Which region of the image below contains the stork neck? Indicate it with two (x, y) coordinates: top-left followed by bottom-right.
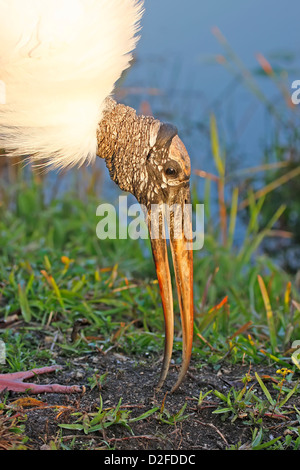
(97, 98), (154, 202)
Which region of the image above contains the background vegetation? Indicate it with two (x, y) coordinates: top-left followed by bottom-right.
(0, 38), (300, 450)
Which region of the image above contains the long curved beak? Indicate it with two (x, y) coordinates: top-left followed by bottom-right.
(149, 191), (194, 391)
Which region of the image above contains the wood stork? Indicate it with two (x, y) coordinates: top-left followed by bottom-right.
(0, 0), (193, 393)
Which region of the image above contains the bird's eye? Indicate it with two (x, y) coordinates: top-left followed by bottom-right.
(164, 161), (181, 178)
(165, 167), (177, 176)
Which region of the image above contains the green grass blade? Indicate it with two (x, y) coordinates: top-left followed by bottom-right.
(17, 284), (32, 323)
(210, 114), (225, 178)
(257, 275), (277, 353)
(255, 372), (275, 406)
(227, 187), (239, 248)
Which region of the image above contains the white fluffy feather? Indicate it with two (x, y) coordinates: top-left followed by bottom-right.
(0, 0), (143, 169)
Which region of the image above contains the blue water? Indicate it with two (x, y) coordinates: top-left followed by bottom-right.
(122, 0), (300, 176)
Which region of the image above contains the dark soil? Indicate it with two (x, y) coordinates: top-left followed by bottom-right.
(1, 349), (287, 451)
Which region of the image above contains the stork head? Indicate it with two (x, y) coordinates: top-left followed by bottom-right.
(134, 122), (191, 208)
(98, 101), (194, 391)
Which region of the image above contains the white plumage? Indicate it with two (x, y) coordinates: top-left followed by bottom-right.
(0, 0), (143, 169)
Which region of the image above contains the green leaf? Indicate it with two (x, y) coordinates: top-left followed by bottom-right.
(255, 372), (275, 406)
(18, 284), (32, 323)
(210, 114), (225, 178)
(252, 436), (282, 450)
(58, 424), (84, 431)
(212, 407), (232, 414)
(279, 380), (300, 408)
(252, 427), (263, 447)
(257, 275), (277, 353)
(130, 407), (159, 423)
(213, 390), (228, 402)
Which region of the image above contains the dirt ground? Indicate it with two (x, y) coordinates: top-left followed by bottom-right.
(1, 348), (285, 451)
